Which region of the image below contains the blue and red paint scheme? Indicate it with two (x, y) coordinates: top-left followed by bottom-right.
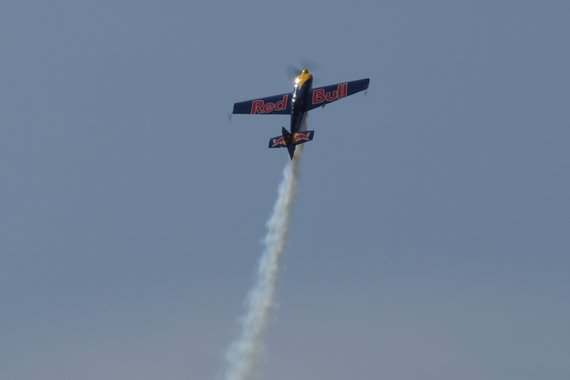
(232, 69), (369, 159)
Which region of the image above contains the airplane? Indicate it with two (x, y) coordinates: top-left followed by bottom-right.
(231, 69), (370, 159)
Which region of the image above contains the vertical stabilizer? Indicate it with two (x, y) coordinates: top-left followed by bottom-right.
(281, 127), (296, 160)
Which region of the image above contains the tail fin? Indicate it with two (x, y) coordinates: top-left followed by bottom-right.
(268, 128), (315, 160)
(282, 127), (296, 160)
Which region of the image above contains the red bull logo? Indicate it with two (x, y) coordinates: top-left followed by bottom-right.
(311, 83), (348, 106)
(251, 95), (289, 114)
(271, 136), (286, 148)
(293, 132), (311, 143)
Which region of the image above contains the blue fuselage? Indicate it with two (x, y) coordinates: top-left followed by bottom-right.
(290, 77), (313, 134)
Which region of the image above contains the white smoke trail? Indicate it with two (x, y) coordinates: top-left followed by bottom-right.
(222, 144), (304, 380)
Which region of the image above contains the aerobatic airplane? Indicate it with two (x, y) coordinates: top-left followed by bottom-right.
(232, 69), (370, 159)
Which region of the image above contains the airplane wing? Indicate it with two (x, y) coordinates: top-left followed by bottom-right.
(233, 93), (292, 115)
(306, 78), (370, 111)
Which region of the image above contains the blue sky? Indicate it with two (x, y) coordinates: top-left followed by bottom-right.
(1, 1), (569, 379)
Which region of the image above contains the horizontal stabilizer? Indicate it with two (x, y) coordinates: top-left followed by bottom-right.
(268, 130), (314, 148)
(292, 130), (314, 145)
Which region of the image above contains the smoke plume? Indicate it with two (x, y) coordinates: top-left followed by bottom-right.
(222, 145), (304, 380)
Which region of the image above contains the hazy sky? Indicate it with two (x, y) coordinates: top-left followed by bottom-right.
(1, 1), (569, 379)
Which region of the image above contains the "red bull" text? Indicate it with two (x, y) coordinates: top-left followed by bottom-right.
(311, 83), (348, 106)
(251, 95), (289, 114)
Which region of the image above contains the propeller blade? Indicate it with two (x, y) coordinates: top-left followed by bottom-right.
(300, 59), (322, 72)
(286, 65), (302, 80)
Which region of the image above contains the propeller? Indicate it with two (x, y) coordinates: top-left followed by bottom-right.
(286, 65), (303, 81)
(287, 65), (303, 81)
(286, 60), (322, 81)
(300, 59), (322, 72)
